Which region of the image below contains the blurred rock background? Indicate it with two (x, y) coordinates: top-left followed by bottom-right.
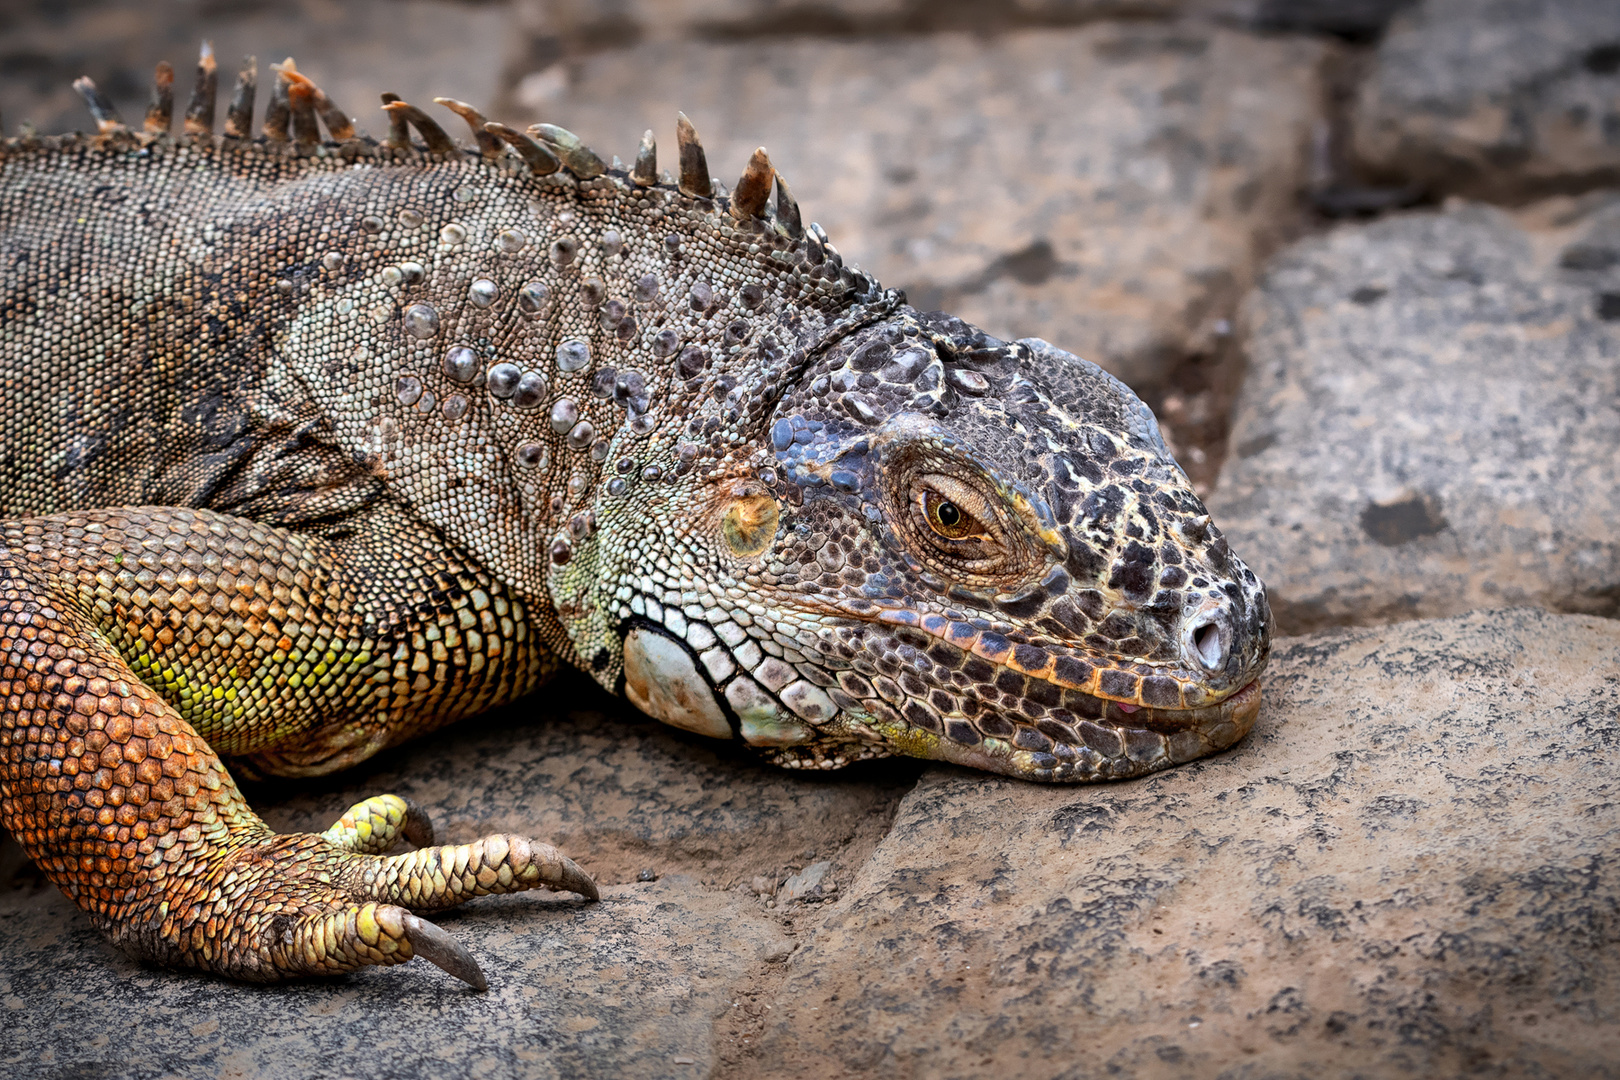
(3, 2), (1618, 1078)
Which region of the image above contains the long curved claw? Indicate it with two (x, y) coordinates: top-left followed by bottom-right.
(551, 851), (601, 902)
(401, 800), (437, 849)
(403, 913), (487, 991)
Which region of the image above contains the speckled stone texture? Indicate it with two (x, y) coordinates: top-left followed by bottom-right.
(1352, 0), (1620, 201)
(5, 876), (773, 1079)
(1207, 198), (1620, 632)
(730, 608), (1620, 1079)
(505, 22), (1328, 392)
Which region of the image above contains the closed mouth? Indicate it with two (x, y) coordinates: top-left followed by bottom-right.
(919, 678), (1263, 782)
(1092, 678), (1263, 735)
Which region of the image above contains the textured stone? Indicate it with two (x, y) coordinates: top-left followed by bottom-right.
(0, 0), (509, 142)
(1, 684), (916, 1079)
(1352, 0), (1620, 202)
(729, 609), (1620, 1079)
(513, 0), (1412, 46)
(1208, 199), (1620, 632)
(506, 23), (1327, 392)
(3, 874), (776, 1080)
(778, 860), (832, 904)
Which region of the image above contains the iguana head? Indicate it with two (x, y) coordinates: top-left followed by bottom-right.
(596, 299), (1270, 781)
(524, 121), (1274, 782)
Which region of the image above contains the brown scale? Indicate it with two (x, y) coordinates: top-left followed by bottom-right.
(1, 46), (1271, 985)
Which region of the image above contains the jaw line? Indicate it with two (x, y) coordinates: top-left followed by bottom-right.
(917, 679), (1264, 781)
(787, 678), (1264, 782)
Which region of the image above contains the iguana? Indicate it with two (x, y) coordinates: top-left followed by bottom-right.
(0, 48), (1272, 988)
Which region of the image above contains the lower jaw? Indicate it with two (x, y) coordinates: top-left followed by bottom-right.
(923, 679), (1264, 782)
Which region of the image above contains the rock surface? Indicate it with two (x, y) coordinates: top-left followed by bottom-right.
(729, 608), (1620, 1078)
(1208, 198), (1620, 632)
(259, 688), (917, 891)
(5, 875), (772, 1080)
(1352, 0), (1620, 201)
(8, 611), (1615, 1079)
(504, 22), (1327, 393)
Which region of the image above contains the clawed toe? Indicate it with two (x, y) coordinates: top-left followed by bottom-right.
(403, 913), (487, 990)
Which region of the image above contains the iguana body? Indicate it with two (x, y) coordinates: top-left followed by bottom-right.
(0, 52), (1271, 986)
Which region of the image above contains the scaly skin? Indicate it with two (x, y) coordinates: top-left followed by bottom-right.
(0, 52), (1271, 985)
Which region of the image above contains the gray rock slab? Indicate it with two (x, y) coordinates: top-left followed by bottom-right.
(1, 680), (917, 1080)
(503, 23), (1328, 392)
(0, 0), (510, 143)
(732, 608), (1620, 1079)
(1208, 198), (1620, 632)
(1352, 0), (1620, 202)
(2, 875), (785, 1080)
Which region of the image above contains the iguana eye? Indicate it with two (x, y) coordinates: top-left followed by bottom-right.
(894, 460), (1043, 586)
(911, 475), (999, 554)
(921, 490), (984, 541)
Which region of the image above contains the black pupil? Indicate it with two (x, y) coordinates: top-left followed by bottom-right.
(936, 500), (961, 528)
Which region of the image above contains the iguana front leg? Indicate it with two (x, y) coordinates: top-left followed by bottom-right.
(0, 506), (595, 986)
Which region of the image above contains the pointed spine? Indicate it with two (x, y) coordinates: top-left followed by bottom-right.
(183, 41), (218, 135)
(675, 112), (712, 198)
(275, 62), (353, 144)
(731, 147), (773, 221)
(380, 92), (408, 148)
(144, 61), (174, 134)
(774, 171), (803, 238)
(632, 129), (657, 186)
(810, 221), (840, 266)
(286, 72), (320, 146)
(485, 122), (561, 175)
(224, 58), (256, 138)
(382, 101), (456, 153)
(528, 123), (605, 179)
(308, 81), (354, 141)
(434, 98), (502, 159)
(72, 77), (126, 134)
(263, 62), (291, 141)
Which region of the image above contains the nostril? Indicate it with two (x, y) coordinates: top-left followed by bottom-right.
(1192, 623), (1220, 665)
(1187, 618), (1228, 672)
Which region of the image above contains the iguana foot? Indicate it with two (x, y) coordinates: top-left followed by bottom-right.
(108, 809), (597, 989)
